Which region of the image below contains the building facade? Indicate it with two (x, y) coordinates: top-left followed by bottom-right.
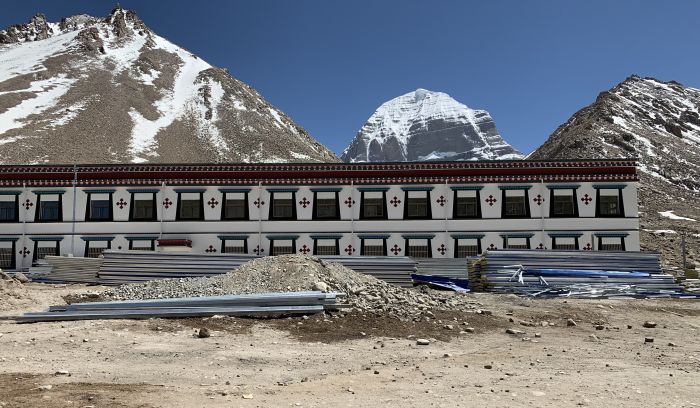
(0, 160), (639, 270)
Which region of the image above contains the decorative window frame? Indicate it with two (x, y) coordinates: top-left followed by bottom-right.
(125, 236), (158, 251)
(450, 186), (483, 219)
(310, 234), (342, 255)
(402, 234), (435, 258)
(32, 190), (65, 223)
(175, 188), (206, 221)
(30, 236), (63, 262)
(84, 189), (115, 222)
(358, 187), (388, 220)
(220, 188), (251, 221)
(500, 233), (534, 249)
(81, 236), (113, 258)
(128, 189), (159, 222)
(451, 234), (484, 258)
(594, 185), (626, 218)
(218, 235), (249, 254)
(311, 188), (341, 221)
(547, 185), (580, 218)
(0, 237), (18, 269)
(594, 232), (628, 251)
(499, 185), (532, 219)
(266, 234), (299, 256)
(548, 232), (582, 250)
(358, 234), (389, 256)
(267, 188), (298, 221)
(402, 186), (433, 220)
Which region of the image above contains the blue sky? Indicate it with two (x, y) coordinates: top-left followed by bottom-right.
(3, 1), (699, 156)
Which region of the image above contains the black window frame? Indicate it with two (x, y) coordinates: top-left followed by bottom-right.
(501, 189), (531, 219)
(595, 188), (625, 218)
(34, 193), (63, 223)
(502, 236), (531, 249)
(360, 238), (387, 256)
(85, 192), (114, 222)
(221, 192), (250, 221)
(359, 191), (388, 220)
(454, 237), (482, 258)
(128, 239), (156, 251)
(312, 191), (340, 220)
(269, 191), (297, 221)
(405, 238), (432, 258)
(312, 237), (340, 255)
(32, 240), (60, 262)
(220, 238), (248, 254)
(176, 191), (205, 221)
(597, 236), (626, 251)
(548, 189), (579, 218)
(403, 190), (432, 220)
(129, 192), (158, 221)
(0, 240), (17, 269)
(270, 238), (296, 256)
(0, 194), (19, 223)
(84, 239), (112, 258)
(551, 236), (579, 250)
(452, 190), (482, 219)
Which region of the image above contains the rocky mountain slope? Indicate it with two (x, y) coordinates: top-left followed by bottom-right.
(341, 88), (522, 162)
(0, 8), (339, 164)
(530, 75), (700, 268)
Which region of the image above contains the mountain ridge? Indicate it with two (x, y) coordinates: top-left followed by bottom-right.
(0, 7), (340, 164)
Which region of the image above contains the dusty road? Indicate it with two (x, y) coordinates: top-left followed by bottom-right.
(1, 284), (699, 408)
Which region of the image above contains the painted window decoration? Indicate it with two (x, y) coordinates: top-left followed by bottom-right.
(33, 240), (60, 261)
(222, 238), (247, 254)
(453, 190), (480, 219)
(502, 189), (530, 218)
(406, 238), (431, 258)
(405, 191), (431, 219)
(455, 238), (480, 258)
(129, 239), (155, 251)
(131, 193), (156, 221)
(599, 236), (625, 251)
(223, 192), (248, 220)
(270, 192), (296, 220)
(0, 241), (15, 269)
(87, 193), (112, 221)
(361, 191), (386, 219)
(270, 239), (295, 256)
(314, 192), (339, 220)
(361, 238), (386, 256)
(85, 240), (111, 258)
(314, 238), (339, 255)
(597, 189), (623, 217)
(549, 189), (578, 217)
(37, 194), (62, 222)
(552, 236), (578, 250)
(178, 192), (203, 220)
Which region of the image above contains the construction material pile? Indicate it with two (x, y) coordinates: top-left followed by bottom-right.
(469, 250), (697, 298)
(103, 255), (477, 319)
(10, 291), (342, 323)
(33, 256), (104, 284)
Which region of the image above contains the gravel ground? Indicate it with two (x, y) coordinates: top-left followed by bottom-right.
(101, 255), (481, 319)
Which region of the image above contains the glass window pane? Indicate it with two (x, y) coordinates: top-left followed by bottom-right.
(40, 201), (60, 221)
(224, 199), (246, 219)
(599, 195), (620, 216)
(180, 199), (201, 219)
(0, 202), (16, 221)
(90, 199), (111, 220)
(315, 198), (337, 219)
(133, 199), (154, 220)
(406, 197), (428, 217)
(551, 194), (575, 216)
(363, 198), (384, 218)
(504, 196), (527, 217)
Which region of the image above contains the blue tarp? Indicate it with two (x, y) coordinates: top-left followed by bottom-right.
(411, 274), (470, 293)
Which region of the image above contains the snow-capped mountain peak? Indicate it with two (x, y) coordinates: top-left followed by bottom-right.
(0, 8), (339, 164)
(341, 88), (522, 162)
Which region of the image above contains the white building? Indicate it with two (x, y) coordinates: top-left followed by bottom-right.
(0, 159), (640, 270)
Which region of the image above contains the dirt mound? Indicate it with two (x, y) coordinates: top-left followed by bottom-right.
(0, 272), (32, 312)
(103, 255), (479, 319)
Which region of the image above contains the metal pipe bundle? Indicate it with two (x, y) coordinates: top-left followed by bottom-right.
(9, 291), (345, 323)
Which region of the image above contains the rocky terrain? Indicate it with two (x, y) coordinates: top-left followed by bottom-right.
(341, 88), (522, 162)
(530, 76), (700, 268)
(0, 8), (339, 164)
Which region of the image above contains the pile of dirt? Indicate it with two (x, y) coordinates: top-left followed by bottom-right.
(102, 255), (480, 319)
(0, 272), (32, 312)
